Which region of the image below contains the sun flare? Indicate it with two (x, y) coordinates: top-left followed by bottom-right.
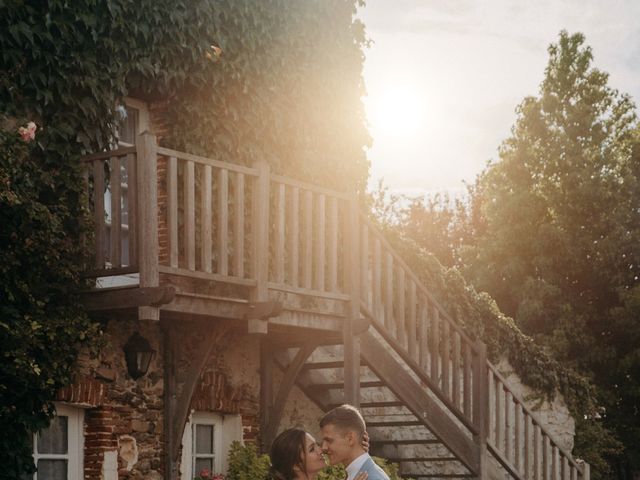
(365, 85), (429, 140)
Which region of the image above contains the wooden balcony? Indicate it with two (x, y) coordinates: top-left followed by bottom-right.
(81, 133), (589, 480)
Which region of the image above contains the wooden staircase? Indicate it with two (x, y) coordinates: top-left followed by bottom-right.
(82, 137), (590, 480)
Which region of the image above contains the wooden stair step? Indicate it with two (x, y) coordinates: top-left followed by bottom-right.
(300, 360), (368, 371)
(329, 401), (404, 409)
(386, 457), (458, 463)
(372, 439), (440, 445)
(307, 381), (385, 391)
(401, 474), (473, 478)
(367, 420), (422, 427)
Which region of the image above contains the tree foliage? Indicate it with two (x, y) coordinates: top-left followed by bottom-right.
(391, 31), (639, 478)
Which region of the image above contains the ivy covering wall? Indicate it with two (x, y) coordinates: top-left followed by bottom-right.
(161, 0), (371, 193)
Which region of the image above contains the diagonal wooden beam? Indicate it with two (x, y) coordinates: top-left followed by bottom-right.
(262, 342), (317, 449)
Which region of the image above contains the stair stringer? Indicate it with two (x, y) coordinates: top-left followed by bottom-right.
(360, 330), (480, 475)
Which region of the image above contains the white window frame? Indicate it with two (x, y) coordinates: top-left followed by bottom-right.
(31, 403), (84, 480)
(180, 411), (243, 479)
(117, 97), (150, 147)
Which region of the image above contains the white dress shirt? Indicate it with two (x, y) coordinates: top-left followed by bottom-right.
(345, 452), (370, 480)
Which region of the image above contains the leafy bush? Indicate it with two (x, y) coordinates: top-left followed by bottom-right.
(226, 442), (271, 480)
(226, 442), (406, 480)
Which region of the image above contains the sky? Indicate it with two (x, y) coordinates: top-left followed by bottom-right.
(358, 0), (640, 196)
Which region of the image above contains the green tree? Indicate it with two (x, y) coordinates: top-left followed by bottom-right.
(460, 31), (639, 477)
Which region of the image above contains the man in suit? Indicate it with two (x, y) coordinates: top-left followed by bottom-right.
(320, 404), (390, 480)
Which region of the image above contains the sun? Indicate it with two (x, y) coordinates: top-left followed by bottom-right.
(365, 84), (429, 140)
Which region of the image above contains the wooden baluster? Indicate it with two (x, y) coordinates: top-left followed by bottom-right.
(495, 374), (502, 450)
(314, 194), (325, 291)
(373, 238), (382, 319)
(543, 435), (549, 480)
(570, 465), (577, 480)
(303, 190), (313, 289)
(463, 342), (472, 419)
(487, 369), (494, 442)
(552, 445), (558, 480)
(534, 423), (540, 480)
(442, 319), (450, 397)
(110, 156), (122, 267)
(201, 165), (212, 273)
(396, 268), (406, 348)
(505, 390), (512, 463)
(289, 187), (299, 287)
(167, 157), (178, 268)
(384, 252), (393, 333)
(407, 281), (417, 361)
(583, 462), (590, 480)
(93, 160), (105, 269)
(524, 414), (531, 479)
(184, 160), (195, 270)
(452, 330), (461, 410)
(126, 153), (138, 267)
(561, 456), (568, 480)
(360, 224), (369, 304)
(472, 343), (488, 474)
(233, 173), (245, 277)
(515, 401), (522, 474)
(430, 306), (440, 382)
(418, 301), (428, 371)
(275, 183), (286, 283)
(328, 197), (338, 291)
(217, 168), (229, 275)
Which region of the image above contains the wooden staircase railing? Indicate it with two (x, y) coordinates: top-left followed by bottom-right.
(356, 215), (589, 480)
(83, 135), (589, 480)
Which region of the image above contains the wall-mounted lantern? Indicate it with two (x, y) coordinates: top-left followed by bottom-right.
(123, 332), (156, 379)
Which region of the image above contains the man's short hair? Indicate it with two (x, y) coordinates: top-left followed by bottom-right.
(320, 404), (366, 439)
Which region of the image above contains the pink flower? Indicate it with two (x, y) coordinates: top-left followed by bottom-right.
(198, 468), (211, 479)
(18, 122), (37, 142)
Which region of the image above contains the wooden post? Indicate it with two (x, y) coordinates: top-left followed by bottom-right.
(259, 338), (273, 452)
(162, 320), (178, 480)
(249, 160), (270, 334)
(473, 343), (489, 479)
(136, 132), (159, 321)
(582, 462), (590, 480)
(343, 195), (361, 406)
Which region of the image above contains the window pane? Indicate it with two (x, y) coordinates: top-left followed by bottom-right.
(119, 107), (139, 144)
(38, 416), (68, 454)
(195, 424), (214, 454)
(195, 458), (213, 475)
(37, 459), (67, 480)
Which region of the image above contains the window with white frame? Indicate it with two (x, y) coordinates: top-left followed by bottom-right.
(180, 412), (243, 479)
(116, 97), (149, 146)
(30, 403), (84, 480)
